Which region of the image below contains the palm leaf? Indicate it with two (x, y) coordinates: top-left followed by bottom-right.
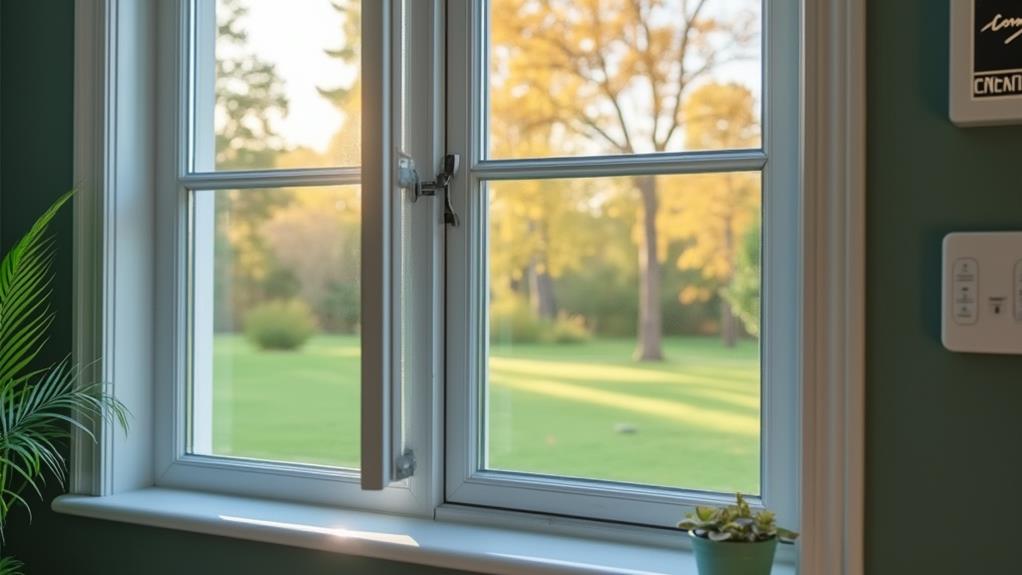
(0, 555), (23, 575)
(0, 191), (72, 388)
(0, 358), (129, 535)
(0, 190), (131, 552)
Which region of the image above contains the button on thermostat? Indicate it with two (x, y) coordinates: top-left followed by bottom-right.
(943, 232), (1022, 354)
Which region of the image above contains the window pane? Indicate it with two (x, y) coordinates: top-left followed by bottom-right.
(487, 0), (761, 159)
(195, 0), (361, 171)
(189, 186), (361, 468)
(486, 173), (761, 494)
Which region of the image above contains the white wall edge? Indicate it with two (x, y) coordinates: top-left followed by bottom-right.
(800, 0), (867, 573)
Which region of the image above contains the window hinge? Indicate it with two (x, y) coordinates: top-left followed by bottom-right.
(394, 448), (417, 480)
(397, 153), (461, 227)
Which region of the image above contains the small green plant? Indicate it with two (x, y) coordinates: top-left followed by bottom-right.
(678, 493), (798, 543)
(0, 191), (130, 571)
(245, 299), (317, 351)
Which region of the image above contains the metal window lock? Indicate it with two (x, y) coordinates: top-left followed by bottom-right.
(398, 153), (461, 227)
(394, 448), (416, 481)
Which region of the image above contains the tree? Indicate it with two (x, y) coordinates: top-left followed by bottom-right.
(665, 82), (760, 347)
(317, 0), (362, 168)
(262, 189), (362, 333)
(234, 0), (366, 335)
(722, 220), (760, 337)
(489, 176), (606, 321)
(215, 0), (290, 170)
(488, 83), (608, 320)
(213, 0), (293, 330)
(490, 0), (757, 360)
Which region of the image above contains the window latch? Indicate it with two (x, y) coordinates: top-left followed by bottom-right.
(394, 448), (416, 480)
(398, 153), (461, 227)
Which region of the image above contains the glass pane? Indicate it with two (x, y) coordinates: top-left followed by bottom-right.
(195, 0), (361, 171)
(486, 173), (761, 494)
(487, 0), (761, 159)
(189, 186), (361, 468)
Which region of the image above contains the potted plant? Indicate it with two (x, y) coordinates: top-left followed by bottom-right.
(678, 493), (798, 575)
(0, 191), (129, 573)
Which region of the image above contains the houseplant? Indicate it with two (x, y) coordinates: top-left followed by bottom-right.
(678, 493), (798, 575)
(0, 191), (129, 573)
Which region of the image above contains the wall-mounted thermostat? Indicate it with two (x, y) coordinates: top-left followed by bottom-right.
(950, 0), (1022, 126)
(943, 232), (1022, 354)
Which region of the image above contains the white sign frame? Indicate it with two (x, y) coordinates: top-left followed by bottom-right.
(950, 0), (1022, 126)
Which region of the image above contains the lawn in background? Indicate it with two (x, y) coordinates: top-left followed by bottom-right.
(211, 335), (760, 494)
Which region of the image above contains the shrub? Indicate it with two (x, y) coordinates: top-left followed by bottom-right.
(245, 299), (317, 351)
(491, 298), (594, 345)
(320, 280), (361, 334)
(490, 297), (546, 344)
(546, 314), (592, 344)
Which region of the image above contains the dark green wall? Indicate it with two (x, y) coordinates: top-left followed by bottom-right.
(865, 1), (1022, 574)
(0, 1), (468, 573)
(4, 0), (1022, 573)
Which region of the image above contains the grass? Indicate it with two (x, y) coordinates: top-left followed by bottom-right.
(211, 334), (760, 494)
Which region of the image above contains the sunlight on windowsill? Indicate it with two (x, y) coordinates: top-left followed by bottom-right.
(218, 515), (420, 547)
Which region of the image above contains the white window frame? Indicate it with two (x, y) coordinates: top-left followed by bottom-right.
(72, 0), (446, 516)
(69, 0), (864, 572)
(443, 0), (800, 529)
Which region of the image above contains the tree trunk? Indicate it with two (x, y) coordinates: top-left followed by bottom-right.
(528, 258), (558, 320)
(721, 213), (736, 348)
(721, 299), (737, 348)
(634, 175), (664, 361)
(526, 220), (557, 320)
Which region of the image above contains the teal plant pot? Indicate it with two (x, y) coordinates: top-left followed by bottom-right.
(689, 533), (778, 575)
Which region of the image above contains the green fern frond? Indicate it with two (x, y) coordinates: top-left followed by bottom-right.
(0, 191), (72, 388)
(0, 359), (129, 532)
(0, 555), (24, 575)
(0, 190), (131, 553)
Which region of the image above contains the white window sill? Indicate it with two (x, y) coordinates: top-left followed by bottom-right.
(53, 488), (796, 575)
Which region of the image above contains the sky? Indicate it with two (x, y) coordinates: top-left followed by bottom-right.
(218, 0), (763, 155)
(225, 0), (356, 153)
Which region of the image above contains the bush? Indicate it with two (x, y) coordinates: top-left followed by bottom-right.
(490, 297), (547, 344)
(320, 280), (361, 334)
(491, 298), (593, 345)
(547, 314), (592, 344)
(245, 299), (317, 351)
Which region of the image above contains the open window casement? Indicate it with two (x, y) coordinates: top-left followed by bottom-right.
(149, 0), (444, 513)
(360, 0), (446, 493)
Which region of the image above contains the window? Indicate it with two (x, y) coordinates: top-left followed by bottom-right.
(149, 0), (439, 513)
(73, 0), (866, 561)
(186, 0), (364, 469)
(445, 0), (798, 527)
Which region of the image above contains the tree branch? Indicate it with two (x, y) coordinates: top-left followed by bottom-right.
(660, 0), (710, 149)
(587, 3), (635, 153)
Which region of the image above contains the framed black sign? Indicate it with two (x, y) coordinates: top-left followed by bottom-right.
(951, 0), (1022, 125)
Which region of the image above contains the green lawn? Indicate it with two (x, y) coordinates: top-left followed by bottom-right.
(212, 335), (760, 494)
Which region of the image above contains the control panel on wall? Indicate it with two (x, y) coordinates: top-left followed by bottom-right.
(943, 232), (1022, 354)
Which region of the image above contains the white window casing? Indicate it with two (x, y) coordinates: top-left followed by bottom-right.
(67, 0), (865, 573)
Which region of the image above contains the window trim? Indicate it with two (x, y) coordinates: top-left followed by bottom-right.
(799, 0), (867, 572)
(70, 0), (864, 571)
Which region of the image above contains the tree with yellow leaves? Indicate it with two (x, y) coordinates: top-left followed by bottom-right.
(490, 0), (757, 360)
(664, 82), (760, 347)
